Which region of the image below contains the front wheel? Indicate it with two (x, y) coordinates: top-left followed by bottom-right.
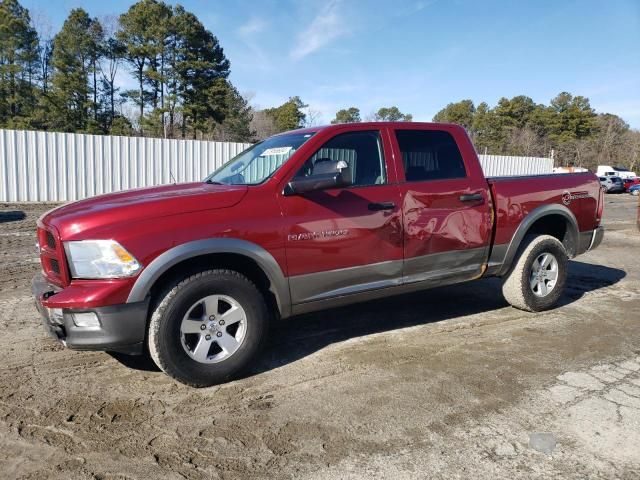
(502, 235), (568, 312)
(148, 270), (269, 387)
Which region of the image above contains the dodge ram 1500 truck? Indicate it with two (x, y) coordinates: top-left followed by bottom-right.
(33, 122), (605, 387)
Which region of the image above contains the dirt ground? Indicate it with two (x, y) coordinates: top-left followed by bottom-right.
(0, 195), (639, 480)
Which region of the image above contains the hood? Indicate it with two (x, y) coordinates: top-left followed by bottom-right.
(42, 182), (248, 239)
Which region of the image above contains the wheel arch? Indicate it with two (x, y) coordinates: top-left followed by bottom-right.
(127, 239), (291, 318)
(497, 204), (579, 277)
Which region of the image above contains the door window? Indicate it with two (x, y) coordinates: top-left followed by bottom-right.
(295, 131), (386, 187)
(395, 130), (466, 181)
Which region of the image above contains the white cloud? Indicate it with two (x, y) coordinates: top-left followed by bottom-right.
(234, 17), (272, 72)
(238, 17), (267, 38)
(290, 0), (348, 60)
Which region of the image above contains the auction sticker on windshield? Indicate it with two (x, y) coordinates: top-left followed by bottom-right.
(260, 146), (293, 156)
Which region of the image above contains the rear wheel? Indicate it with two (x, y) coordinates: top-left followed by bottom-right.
(148, 270), (269, 387)
(502, 235), (568, 312)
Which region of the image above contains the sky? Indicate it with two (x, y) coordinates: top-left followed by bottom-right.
(25, 0), (640, 127)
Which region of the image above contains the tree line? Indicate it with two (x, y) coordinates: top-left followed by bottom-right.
(0, 0), (311, 142)
(1, 0), (637, 171)
(0, 0), (418, 143)
(330, 96), (639, 171)
(431, 94), (640, 171)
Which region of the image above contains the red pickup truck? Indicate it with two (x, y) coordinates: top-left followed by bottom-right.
(33, 122), (604, 386)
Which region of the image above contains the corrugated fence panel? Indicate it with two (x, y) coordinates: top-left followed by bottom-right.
(478, 154), (553, 177)
(0, 128), (553, 202)
(0, 128), (251, 202)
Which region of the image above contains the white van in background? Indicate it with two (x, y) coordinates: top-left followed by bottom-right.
(596, 165), (637, 179)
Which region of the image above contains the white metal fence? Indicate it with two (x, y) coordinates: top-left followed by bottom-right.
(479, 154), (553, 177)
(0, 128), (553, 202)
(0, 129), (251, 202)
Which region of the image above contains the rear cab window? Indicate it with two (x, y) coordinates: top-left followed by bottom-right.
(395, 130), (466, 182)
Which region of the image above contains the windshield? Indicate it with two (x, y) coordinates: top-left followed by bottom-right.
(205, 132), (315, 185)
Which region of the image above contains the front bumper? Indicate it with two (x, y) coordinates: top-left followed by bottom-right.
(32, 274), (148, 355)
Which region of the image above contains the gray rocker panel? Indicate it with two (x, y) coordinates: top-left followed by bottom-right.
(289, 246), (489, 306)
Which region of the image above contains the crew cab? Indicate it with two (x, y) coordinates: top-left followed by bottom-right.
(33, 123), (605, 387)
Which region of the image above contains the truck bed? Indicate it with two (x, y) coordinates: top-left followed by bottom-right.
(486, 171), (602, 274)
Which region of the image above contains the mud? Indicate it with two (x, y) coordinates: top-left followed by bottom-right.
(0, 195), (638, 479)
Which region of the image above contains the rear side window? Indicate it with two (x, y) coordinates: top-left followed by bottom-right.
(395, 130), (466, 181)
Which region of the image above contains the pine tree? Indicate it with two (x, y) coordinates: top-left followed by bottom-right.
(49, 9), (103, 132)
(264, 97), (307, 132)
(117, 0), (160, 129)
(207, 79), (254, 141)
(0, 0), (40, 127)
(172, 5), (230, 138)
(331, 107), (361, 124)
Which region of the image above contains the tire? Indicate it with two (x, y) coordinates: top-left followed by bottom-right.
(148, 269), (269, 387)
(502, 234), (568, 312)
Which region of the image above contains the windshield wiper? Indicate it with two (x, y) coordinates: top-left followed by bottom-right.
(205, 179), (225, 185)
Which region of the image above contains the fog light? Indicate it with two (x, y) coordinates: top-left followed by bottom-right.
(71, 312), (100, 329)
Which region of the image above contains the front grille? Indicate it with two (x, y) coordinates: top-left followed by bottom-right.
(38, 226), (68, 286)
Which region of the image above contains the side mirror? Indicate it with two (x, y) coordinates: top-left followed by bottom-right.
(284, 160), (353, 195)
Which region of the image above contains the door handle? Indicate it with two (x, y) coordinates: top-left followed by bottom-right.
(459, 193), (484, 203)
(368, 201), (396, 211)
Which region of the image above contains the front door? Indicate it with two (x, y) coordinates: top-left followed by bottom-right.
(279, 128), (403, 305)
(392, 126), (493, 285)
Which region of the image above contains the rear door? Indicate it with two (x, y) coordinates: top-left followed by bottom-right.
(278, 127), (403, 304)
(391, 125), (493, 284)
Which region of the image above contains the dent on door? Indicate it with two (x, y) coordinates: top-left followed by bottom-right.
(402, 187), (492, 283)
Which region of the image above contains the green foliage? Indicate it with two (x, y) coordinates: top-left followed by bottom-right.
(0, 0), (39, 126)
(374, 106), (412, 122)
(109, 115), (134, 136)
(117, 0), (172, 127)
(49, 8), (103, 132)
(494, 95), (539, 129)
(117, 0), (232, 138)
(332, 107), (361, 124)
(172, 5), (230, 138)
(545, 92), (597, 142)
(433, 99), (475, 128)
(194, 78), (254, 141)
(264, 96), (307, 132)
(430, 93), (632, 169)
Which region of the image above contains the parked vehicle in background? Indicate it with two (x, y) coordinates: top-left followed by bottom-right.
(32, 122), (605, 387)
(623, 177), (640, 192)
(554, 166), (589, 174)
(597, 165), (637, 180)
(629, 184), (640, 196)
(599, 176), (625, 193)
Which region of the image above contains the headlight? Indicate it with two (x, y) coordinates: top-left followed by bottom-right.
(64, 240), (141, 279)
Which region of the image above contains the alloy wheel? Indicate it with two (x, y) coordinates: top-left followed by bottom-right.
(180, 294), (247, 363)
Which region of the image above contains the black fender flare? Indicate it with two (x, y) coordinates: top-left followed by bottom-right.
(126, 238), (292, 318)
(497, 204), (579, 277)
